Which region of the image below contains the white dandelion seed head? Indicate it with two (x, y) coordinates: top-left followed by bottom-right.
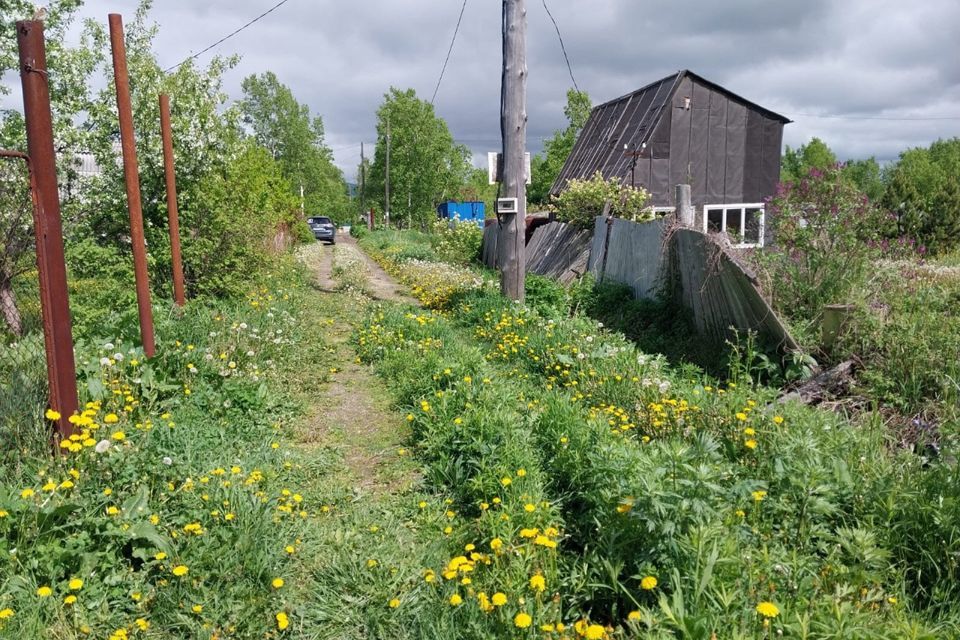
(95, 439), (111, 453)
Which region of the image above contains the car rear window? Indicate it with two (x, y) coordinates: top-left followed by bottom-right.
(309, 217), (332, 224)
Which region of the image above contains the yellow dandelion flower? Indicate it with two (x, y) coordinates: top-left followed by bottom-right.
(491, 592), (507, 606)
(272, 578), (284, 589)
(745, 439), (757, 449)
(389, 598), (400, 608)
(276, 612), (289, 630)
(514, 612), (532, 628)
(449, 593), (463, 606)
(36, 586), (52, 597)
(172, 565), (189, 577)
(68, 578), (83, 591)
(641, 575), (657, 590)
(529, 574), (546, 592)
(45, 409), (61, 421)
(191, 604), (203, 613)
(134, 619), (149, 631)
(585, 624), (606, 639)
(63, 595), (77, 605)
(0, 608), (12, 620)
(627, 610), (641, 621)
(752, 490), (767, 502)
(772, 415), (784, 425)
(756, 601), (780, 618)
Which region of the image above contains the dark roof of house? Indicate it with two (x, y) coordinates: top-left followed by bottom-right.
(550, 70), (791, 194)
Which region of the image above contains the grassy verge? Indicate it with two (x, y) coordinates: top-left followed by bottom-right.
(350, 234), (960, 639)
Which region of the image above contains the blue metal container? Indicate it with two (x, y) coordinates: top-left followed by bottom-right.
(437, 201), (485, 227)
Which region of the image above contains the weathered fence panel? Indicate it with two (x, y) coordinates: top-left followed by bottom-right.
(598, 217), (669, 298)
(586, 216), (607, 276)
(670, 228), (797, 350)
(481, 224), (498, 269)
(525, 221), (592, 284)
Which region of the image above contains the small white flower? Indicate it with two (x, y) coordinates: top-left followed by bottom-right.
(162, 456), (173, 466)
(99, 357), (111, 366)
(246, 351), (255, 357)
(597, 322), (604, 328)
(103, 342), (114, 350)
(239, 323), (248, 330)
(95, 439), (111, 453)
(209, 331), (218, 338)
(204, 354), (214, 361)
(113, 352), (124, 361)
(658, 381), (671, 393)
(585, 336), (594, 343)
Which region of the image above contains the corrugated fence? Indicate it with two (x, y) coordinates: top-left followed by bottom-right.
(482, 216), (797, 350)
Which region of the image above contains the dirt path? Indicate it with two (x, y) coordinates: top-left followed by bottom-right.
(340, 235), (415, 304)
(295, 241), (417, 496)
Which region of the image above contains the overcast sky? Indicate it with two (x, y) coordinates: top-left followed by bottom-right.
(4, 0), (960, 181)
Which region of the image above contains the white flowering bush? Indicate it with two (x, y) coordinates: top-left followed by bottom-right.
(554, 171), (652, 227)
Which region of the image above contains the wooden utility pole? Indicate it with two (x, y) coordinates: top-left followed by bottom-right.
(385, 116), (391, 227)
(498, 0), (526, 301)
(360, 141), (366, 215)
(159, 94), (186, 307)
(109, 13), (155, 357)
(16, 19), (79, 440)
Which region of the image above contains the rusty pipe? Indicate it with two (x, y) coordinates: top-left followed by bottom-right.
(109, 13), (155, 357)
(16, 20), (79, 442)
(159, 94), (186, 307)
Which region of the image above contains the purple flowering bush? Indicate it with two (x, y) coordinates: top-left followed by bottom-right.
(756, 165), (891, 338)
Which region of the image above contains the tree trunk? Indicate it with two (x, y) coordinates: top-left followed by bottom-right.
(0, 277), (23, 337)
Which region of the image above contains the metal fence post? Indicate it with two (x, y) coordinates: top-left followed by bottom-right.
(16, 20), (79, 440)
(109, 13), (155, 357)
(159, 94), (186, 307)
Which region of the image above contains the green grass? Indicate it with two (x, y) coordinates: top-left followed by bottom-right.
(347, 236), (960, 638)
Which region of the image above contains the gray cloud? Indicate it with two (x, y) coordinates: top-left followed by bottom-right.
(3, 0), (959, 179)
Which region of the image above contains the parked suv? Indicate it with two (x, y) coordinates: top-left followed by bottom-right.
(307, 216), (336, 244)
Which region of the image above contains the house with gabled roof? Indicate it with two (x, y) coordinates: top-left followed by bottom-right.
(551, 70), (790, 246)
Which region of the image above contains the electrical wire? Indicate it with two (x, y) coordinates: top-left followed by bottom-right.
(792, 112), (960, 121)
(164, 0), (295, 72)
(430, 0), (468, 105)
(541, 0), (579, 93)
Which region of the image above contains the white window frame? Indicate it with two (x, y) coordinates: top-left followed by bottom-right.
(702, 203), (765, 248)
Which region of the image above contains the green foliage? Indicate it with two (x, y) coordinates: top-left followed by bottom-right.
(240, 71), (351, 222)
(523, 274), (569, 318)
(554, 171), (652, 227)
(529, 89), (592, 206)
(844, 157), (886, 202)
(366, 88), (471, 229)
(430, 219), (483, 265)
(353, 236), (960, 636)
(0, 257), (333, 637)
(780, 137), (838, 184)
(186, 143), (301, 298)
(756, 165), (887, 338)
(882, 138), (960, 255)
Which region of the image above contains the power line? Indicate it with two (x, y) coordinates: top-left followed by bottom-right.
(431, 0), (468, 105)
(164, 0), (295, 73)
(541, 0), (579, 93)
(792, 112), (960, 122)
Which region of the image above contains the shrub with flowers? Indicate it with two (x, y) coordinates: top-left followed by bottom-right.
(554, 171), (653, 228)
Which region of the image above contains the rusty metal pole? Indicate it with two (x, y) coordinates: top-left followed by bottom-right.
(109, 13), (155, 356)
(159, 94), (186, 307)
(16, 20), (79, 440)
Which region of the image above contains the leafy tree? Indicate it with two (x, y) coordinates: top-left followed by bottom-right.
(240, 72), (350, 221)
(0, 0), (101, 336)
(882, 138), (960, 254)
(456, 167), (497, 219)
(780, 137), (837, 184)
(842, 157), (885, 202)
(366, 87), (471, 229)
(529, 89), (591, 205)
